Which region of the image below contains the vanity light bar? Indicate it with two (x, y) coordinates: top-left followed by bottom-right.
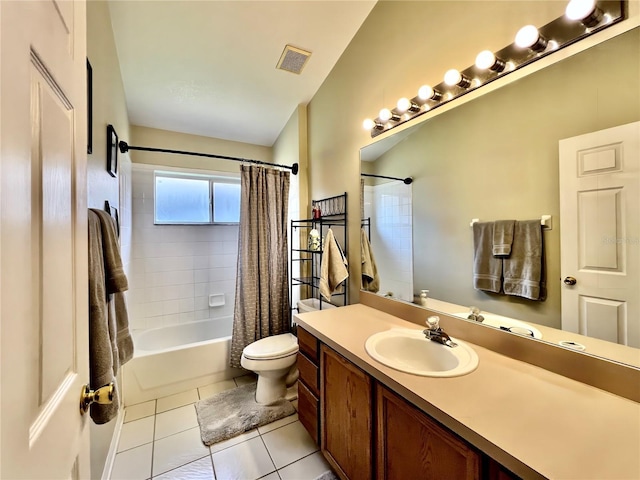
(363, 0), (625, 138)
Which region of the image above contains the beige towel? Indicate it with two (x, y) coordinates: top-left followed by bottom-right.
(361, 228), (379, 293)
(88, 209), (134, 424)
(472, 222), (502, 293)
(319, 229), (349, 301)
(492, 220), (515, 257)
(503, 220), (543, 301)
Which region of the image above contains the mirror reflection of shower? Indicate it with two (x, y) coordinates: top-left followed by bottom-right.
(361, 174), (413, 302)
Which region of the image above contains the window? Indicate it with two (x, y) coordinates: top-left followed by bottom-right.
(154, 172), (241, 224)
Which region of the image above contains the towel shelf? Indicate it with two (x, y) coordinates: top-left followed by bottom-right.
(290, 193), (349, 316)
(470, 215), (552, 231)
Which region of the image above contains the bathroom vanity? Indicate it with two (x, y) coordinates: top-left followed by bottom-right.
(295, 303), (640, 480)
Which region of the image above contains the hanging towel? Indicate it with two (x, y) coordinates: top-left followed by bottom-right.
(492, 220), (515, 257)
(503, 220), (543, 301)
(361, 228), (379, 293)
(88, 209), (134, 424)
(319, 229), (349, 301)
(472, 222), (502, 293)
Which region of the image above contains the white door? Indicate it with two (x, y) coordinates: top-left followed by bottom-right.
(559, 122), (640, 348)
(1, 1), (90, 478)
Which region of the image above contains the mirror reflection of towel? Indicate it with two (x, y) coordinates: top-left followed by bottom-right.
(472, 222), (501, 293)
(319, 229), (349, 301)
(503, 220), (543, 300)
(361, 228), (379, 293)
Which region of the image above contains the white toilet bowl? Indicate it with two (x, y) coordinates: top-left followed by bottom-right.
(241, 333), (299, 405)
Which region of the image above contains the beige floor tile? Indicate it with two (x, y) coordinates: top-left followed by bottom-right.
(155, 404), (198, 440)
(277, 452), (333, 480)
(257, 413), (298, 435)
(258, 473), (280, 480)
(111, 443), (152, 480)
(209, 429), (259, 454)
(262, 421), (318, 469)
(152, 427), (210, 477)
(234, 373), (257, 386)
(156, 389), (199, 413)
(124, 400), (156, 423)
(212, 436), (275, 480)
(152, 456), (214, 480)
(198, 379), (236, 400)
(117, 416), (155, 453)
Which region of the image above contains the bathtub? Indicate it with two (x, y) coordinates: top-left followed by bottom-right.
(123, 317), (245, 405)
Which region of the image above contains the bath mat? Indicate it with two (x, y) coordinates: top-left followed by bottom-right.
(195, 382), (296, 446)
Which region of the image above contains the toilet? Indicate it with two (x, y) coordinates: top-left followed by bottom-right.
(240, 333), (299, 405)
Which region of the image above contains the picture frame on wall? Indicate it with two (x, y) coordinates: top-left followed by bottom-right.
(107, 124), (118, 177)
(87, 59), (93, 154)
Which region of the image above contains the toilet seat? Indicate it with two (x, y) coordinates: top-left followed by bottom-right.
(242, 333), (298, 360)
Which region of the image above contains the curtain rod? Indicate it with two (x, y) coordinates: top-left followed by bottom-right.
(118, 141), (299, 175)
(361, 173), (412, 184)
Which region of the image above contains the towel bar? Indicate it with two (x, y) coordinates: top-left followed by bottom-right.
(470, 215), (552, 230)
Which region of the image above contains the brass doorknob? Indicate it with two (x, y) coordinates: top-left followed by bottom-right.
(563, 276), (577, 286)
(80, 382), (114, 414)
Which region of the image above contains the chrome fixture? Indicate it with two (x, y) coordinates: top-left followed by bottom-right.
(423, 316), (458, 348)
(362, 0), (624, 138)
(467, 306), (485, 323)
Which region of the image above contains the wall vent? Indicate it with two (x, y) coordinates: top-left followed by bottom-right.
(276, 45), (311, 75)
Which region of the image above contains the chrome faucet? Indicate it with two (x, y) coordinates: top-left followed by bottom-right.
(423, 316), (457, 348)
(467, 306), (485, 323)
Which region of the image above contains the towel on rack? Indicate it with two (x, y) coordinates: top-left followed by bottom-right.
(472, 222), (502, 293)
(492, 220), (515, 257)
(503, 220), (543, 301)
(360, 228), (379, 293)
(88, 208), (134, 424)
(319, 228), (349, 301)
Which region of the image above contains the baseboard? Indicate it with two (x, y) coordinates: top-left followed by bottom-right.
(101, 408), (125, 480)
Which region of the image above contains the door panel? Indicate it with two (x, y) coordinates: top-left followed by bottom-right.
(559, 122), (639, 348)
(1, 1), (89, 478)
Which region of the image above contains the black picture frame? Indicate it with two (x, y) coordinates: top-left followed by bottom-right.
(87, 59), (93, 154)
(107, 124), (118, 177)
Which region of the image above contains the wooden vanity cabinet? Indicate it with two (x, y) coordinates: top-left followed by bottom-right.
(321, 345), (373, 480)
(297, 327), (321, 444)
(376, 384), (481, 480)
(298, 327), (520, 480)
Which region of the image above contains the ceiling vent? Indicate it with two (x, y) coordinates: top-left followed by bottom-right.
(276, 45), (311, 75)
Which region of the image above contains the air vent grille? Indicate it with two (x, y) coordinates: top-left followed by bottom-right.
(276, 45), (311, 75)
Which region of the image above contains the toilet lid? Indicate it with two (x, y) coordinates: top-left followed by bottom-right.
(243, 333), (298, 360)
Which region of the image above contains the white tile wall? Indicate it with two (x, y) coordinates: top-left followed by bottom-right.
(363, 182), (413, 301)
(129, 166), (238, 332)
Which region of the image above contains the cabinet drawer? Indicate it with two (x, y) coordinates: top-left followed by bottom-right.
(298, 380), (319, 445)
(298, 352), (319, 397)
(297, 326), (319, 362)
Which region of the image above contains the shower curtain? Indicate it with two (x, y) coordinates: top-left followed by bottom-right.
(229, 165), (291, 368)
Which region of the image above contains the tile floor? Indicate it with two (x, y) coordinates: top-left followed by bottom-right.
(110, 375), (333, 480)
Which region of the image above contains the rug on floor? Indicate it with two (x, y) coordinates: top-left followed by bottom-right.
(195, 382), (296, 446)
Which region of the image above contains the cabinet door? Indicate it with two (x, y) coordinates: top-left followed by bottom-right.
(376, 385), (480, 480)
(321, 345), (373, 480)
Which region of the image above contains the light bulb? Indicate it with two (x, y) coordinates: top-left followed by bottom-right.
(475, 50), (506, 72)
(444, 69), (471, 88)
(565, 0), (603, 27)
(379, 108), (392, 122)
(417, 85), (441, 102)
(515, 25), (548, 52)
(396, 97), (419, 113)
(362, 118), (375, 130)
(396, 98), (411, 113)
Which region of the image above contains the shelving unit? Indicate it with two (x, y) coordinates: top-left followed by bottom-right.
(291, 192), (348, 313)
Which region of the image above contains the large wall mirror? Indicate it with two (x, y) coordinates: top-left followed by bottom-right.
(360, 26), (640, 367)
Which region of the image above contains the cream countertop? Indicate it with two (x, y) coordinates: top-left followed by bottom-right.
(295, 304), (640, 480)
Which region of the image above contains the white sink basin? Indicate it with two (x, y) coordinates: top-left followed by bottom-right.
(364, 329), (479, 377)
(453, 313), (543, 339)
